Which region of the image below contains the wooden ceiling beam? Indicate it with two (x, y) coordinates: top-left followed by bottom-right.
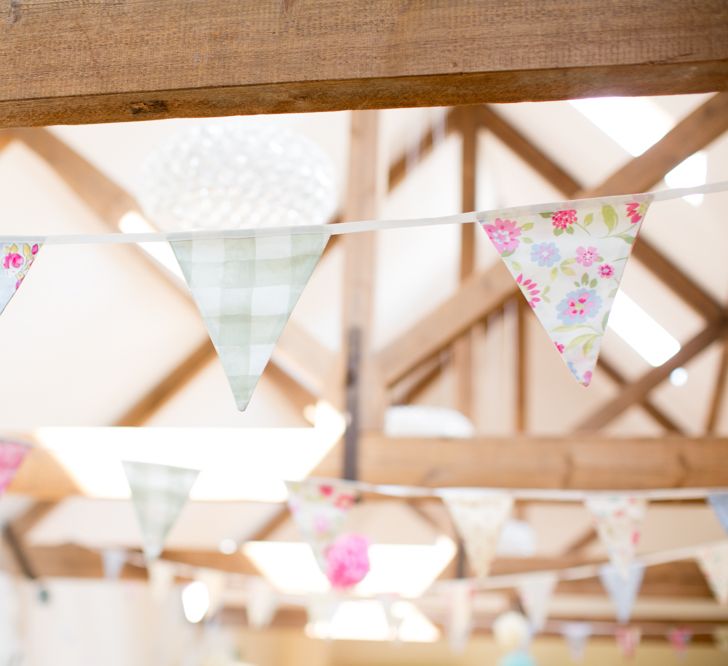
(316, 434), (728, 490)
(2, 2), (726, 127)
(706, 337), (728, 434)
(576, 319), (728, 432)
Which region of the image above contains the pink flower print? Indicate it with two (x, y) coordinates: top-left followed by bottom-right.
(3, 253), (23, 270)
(335, 493), (355, 510)
(626, 202), (643, 224)
(557, 288), (602, 324)
(555, 342), (565, 354)
(551, 209), (577, 230)
(319, 484), (334, 497)
(598, 263), (614, 278)
(516, 273), (541, 309)
(575, 246), (599, 267)
(313, 515), (330, 535)
(582, 370), (593, 387)
(484, 218), (521, 255)
(325, 533), (370, 589)
(31, 244), (39, 255)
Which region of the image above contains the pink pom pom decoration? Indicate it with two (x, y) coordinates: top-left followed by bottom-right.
(325, 533), (371, 589)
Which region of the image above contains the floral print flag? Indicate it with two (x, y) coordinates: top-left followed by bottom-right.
(285, 479), (359, 574)
(517, 572), (558, 633)
(696, 542), (728, 605)
(585, 495), (647, 579)
(170, 231), (329, 411)
(615, 626), (641, 659)
(440, 490), (513, 578)
(478, 195), (651, 386)
(0, 242), (42, 317)
(600, 562), (644, 625)
(0, 440), (30, 495)
(561, 622), (591, 663)
(123, 461), (200, 561)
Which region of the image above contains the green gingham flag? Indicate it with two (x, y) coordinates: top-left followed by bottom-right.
(123, 461), (199, 561)
(170, 231), (330, 410)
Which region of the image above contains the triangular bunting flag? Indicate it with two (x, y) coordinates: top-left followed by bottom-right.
(600, 562), (644, 624)
(517, 573), (557, 633)
(585, 495), (647, 578)
(147, 559), (176, 602)
(378, 594), (403, 643)
(0, 440), (30, 495)
(123, 461), (200, 561)
(101, 548), (127, 580)
(285, 479), (358, 573)
(170, 231), (330, 411)
(441, 490), (513, 578)
(246, 578), (279, 630)
(0, 241), (42, 317)
(708, 494), (728, 535)
(560, 622), (591, 663)
(196, 568), (227, 619)
(668, 627), (692, 659)
(478, 196), (651, 386)
(446, 580), (473, 654)
(696, 542), (728, 605)
(306, 594), (339, 640)
(615, 626), (641, 659)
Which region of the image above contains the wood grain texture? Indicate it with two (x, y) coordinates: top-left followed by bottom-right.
(1, 1), (727, 126)
(315, 435), (728, 489)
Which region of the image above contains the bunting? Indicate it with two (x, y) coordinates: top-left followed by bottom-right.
(441, 490), (513, 578)
(123, 461), (200, 561)
(285, 479), (359, 572)
(517, 573), (557, 633)
(585, 495), (646, 578)
(600, 562), (644, 624)
(446, 580), (473, 654)
(708, 494), (728, 536)
(196, 569), (227, 618)
(147, 559), (176, 602)
(246, 578), (279, 630)
(696, 542), (728, 605)
(170, 232), (329, 411)
(0, 440), (29, 495)
(560, 622), (591, 663)
(615, 626), (641, 659)
(101, 548), (127, 580)
(478, 196), (651, 386)
(0, 241), (41, 317)
(668, 627), (692, 658)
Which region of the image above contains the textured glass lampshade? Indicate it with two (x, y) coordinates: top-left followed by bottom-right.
(138, 121), (338, 231)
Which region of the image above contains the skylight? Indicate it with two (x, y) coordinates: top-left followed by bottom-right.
(607, 291), (680, 367)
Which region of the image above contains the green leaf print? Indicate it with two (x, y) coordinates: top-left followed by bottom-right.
(589, 278), (598, 288)
(581, 273), (589, 286)
(567, 333), (598, 351)
(554, 227), (564, 237)
(511, 260), (522, 272)
(583, 213), (594, 227)
(539, 212), (553, 219)
(602, 205), (618, 233)
(550, 267), (558, 281)
(617, 233), (635, 244)
(521, 223), (534, 231)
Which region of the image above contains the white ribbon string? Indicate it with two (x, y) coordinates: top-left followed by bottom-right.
(2, 181), (726, 245)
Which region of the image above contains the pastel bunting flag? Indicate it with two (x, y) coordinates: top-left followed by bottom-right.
(246, 578), (279, 630)
(600, 562), (644, 625)
(0, 440), (30, 495)
(306, 594), (339, 639)
(170, 231), (329, 411)
(585, 495), (646, 578)
(696, 542), (728, 605)
(708, 493), (728, 535)
(285, 479), (359, 573)
(0, 241), (42, 317)
(101, 548), (127, 580)
(123, 461), (200, 561)
(446, 580), (473, 654)
(441, 490), (513, 578)
(615, 626), (641, 659)
(517, 573), (557, 633)
(560, 622), (591, 663)
(668, 627), (692, 658)
(478, 196), (651, 386)
(196, 568), (227, 618)
(147, 559), (176, 602)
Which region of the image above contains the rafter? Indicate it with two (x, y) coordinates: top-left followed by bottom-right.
(577, 320), (728, 432)
(2, 2), (726, 127)
(706, 336), (728, 434)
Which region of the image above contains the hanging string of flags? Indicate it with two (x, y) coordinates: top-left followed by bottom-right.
(1, 181), (727, 409)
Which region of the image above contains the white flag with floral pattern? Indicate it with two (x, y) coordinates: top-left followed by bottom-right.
(478, 195), (651, 386)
